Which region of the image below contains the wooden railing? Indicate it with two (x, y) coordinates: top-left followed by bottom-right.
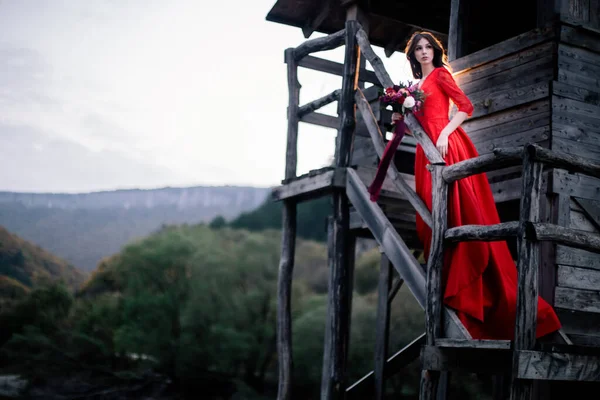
(277, 18), (600, 400)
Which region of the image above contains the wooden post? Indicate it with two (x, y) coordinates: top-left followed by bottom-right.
(447, 0), (465, 61)
(277, 47), (301, 400)
(510, 145), (544, 400)
(374, 253), (393, 400)
(321, 20), (359, 400)
(420, 165), (447, 400)
(284, 48), (300, 179)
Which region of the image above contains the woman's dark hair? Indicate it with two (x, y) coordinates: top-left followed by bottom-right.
(404, 31), (450, 79)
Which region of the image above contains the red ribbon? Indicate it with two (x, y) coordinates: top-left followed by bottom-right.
(367, 119), (406, 202)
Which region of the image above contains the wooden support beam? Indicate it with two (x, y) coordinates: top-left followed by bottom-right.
(445, 221), (520, 243)
(374, 254), (393, 400)
(526, 222), (600, 254)
(345, 168), (471, 340)
(276, 200), (296, 400)
(321, 20), (359, 400)
(296, 55), (381, 85)
(298, 89), (341, 118)
(442, 147), (524, 183)
(528, 143), (600, 180)
(299, 112), (339, 130)
(511, 148), (544, 400)
(346, 333), (426, 399)
(284, 48), (300, 179)
(420, 165), (447, 400)
(294, 29), (346, 61)
(354, 88), (433, 228)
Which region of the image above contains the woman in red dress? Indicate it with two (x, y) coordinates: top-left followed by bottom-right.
(393, 31), (561, 340)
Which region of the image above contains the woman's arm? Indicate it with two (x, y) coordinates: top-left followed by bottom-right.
(436, 110), (467, 158)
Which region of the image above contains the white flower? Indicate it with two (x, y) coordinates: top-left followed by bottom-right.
(403, 96), (416, 109)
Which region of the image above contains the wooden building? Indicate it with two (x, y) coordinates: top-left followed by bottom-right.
(267, 1), (600, 399)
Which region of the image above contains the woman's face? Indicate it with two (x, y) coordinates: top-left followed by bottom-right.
(414, 37), (434, 67)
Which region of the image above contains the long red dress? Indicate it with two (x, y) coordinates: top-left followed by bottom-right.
(414, 67), (561, 339)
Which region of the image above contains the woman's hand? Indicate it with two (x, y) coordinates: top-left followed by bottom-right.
(436, 133), (449, 158)
(391, 112), (402, 124)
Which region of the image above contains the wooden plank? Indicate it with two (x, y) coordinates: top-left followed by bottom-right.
(442, 147), (523, 183)
(345, 333), (425, 399)
(454, 42), (554, 88)
(272, 168), (345, 201)
(556, 244), (600, 268)
(474, 126), (549, 155)
(553, 122), (600, 147)
(557, 265), (600, 291)
(553, 136), (600, 163)
(459, 53), (554, 97)
(435, 339), (512, 349)
(463, 99), (549, 135)
(558, 42), (600, 68)
(570, 209), (598, 232)
(560, 24), (600, 53)
(573, 197), (600, 231)
(293, 28), (346, 61)
(556, 308), (600, 336)
(468, 110), (550, 147)
(517, 350), (600, 381)
(296, 55), (381, 85)
(552, 80), (600, 107)
(445, 221), (519, 243)
(551, 169), (600, 201)
(374, 254), (392, 400)
(552, 96), (600, 131)
(470, 80), (551, 119)
(345, 168), (471, 340)
(277, 201), (296, 400)
(285, 49), (300, 179)
(421, 345), (512, 373)
(555, 286), (600, 314)
(450, 25), (555, 73)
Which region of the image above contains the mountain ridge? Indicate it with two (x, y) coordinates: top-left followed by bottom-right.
(0, 185), (272, 271)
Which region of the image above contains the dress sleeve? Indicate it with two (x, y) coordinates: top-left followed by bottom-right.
(438, 67), (474, 117)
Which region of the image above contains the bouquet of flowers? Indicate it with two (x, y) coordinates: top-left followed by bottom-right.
(368, 82), (426, 202)
(379, 82), (426, 115)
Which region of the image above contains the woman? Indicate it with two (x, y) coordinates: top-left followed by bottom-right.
(394, 31), (561, 340)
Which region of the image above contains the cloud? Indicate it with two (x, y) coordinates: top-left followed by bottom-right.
(0, 123), (180, 192)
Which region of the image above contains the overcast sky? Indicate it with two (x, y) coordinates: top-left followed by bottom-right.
(0, 0), (412, 193)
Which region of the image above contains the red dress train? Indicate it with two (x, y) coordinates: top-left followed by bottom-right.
(414, 67), (561, 339)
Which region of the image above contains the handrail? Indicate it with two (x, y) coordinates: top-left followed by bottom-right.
(293, 28), (346, 61)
